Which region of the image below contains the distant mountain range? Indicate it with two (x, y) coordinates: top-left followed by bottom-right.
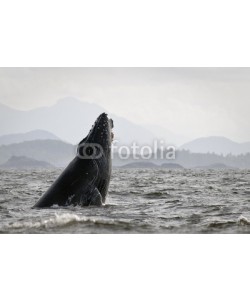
(181, 136), (250, 155)
(0, 98), (249, 156)
(0, 155), (54, 169)
(121, 162), (184, 169)
(0, 140), (75, 167)
(0, 139), (249, 169)
(0, 130), (59, 146)
(143, 124), (189, 146)
(0, 98), (156, 145)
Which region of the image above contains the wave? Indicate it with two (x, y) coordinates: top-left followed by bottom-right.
(144, 191), (171, 199)
(5, 213), (119, 230)
(207, 216), (250, 228)
(237, 216), (250, 225)
(208, 220), (236, 228)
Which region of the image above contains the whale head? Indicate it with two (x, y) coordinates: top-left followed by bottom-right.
(77, 113), (114, 159)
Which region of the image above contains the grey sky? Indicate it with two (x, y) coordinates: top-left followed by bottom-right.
(0, 68), (249, 142)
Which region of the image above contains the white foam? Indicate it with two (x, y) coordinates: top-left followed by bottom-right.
(237, 216), (250, 225)
(6, 213), (116, 230)
(7, 213), (87, 229)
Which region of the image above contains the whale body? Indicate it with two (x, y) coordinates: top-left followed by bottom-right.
(33, 113), (113, 208)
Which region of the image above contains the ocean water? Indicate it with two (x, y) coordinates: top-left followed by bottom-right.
(0, 168), (250, 234)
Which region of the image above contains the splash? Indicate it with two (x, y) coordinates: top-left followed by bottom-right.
(237, 216), (250, 225)
(6, 213), (115, 230)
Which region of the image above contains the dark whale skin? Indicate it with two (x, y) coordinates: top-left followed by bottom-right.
(33, 113), (113, 208)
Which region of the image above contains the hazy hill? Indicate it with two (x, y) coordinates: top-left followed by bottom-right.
(1, 99), (249, 155)
(0, 155), (55, 169)
(0, 130), (60, 146)
(143, 124), (189, 146)
(0, 140), (75, 167)
(0, 98), (155, 145)
(0, 139), (249, 169)
(181, 136), (250, 155)
(121, 162), (184, 169)
(174, 150), (250, 169)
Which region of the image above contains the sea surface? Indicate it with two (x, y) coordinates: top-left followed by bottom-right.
(0, 168), (250, 234)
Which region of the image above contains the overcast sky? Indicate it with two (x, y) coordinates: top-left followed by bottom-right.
(0, 67), (249, 142)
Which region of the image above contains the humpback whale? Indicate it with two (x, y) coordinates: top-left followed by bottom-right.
(33, 113), (114, 208)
